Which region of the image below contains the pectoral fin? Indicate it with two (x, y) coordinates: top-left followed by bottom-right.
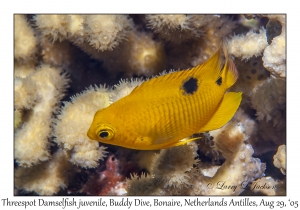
(199, 92), (242, 132)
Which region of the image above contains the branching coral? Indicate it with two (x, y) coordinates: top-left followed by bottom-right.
(229, 56), (270, 102)
(14, 64), (69, 167)
(15, 149), (73, 195)
(14, 15), (38, 63)
(14, 61), (37, 78)
(231, 76), (285, 155)
(53, 85), (109, 168)
(75, 30), (167, 77)
(151, 143), (199, 188)
(64, 15), (85, 42)
(262, 29), (285, 79)
(165, 15), (235, 69)
(14, 76), (39, 110)
(228, 15), (285, 79)
(227, 28), (268, 60)
(112, 78), (144, 101)
(146, 15), (231, 44)
(273, 144), (286, 175)
(251, 78), (286, 126)
(14, 110), (22, 129)
(40, 38), (75, 67)
(34, 15), (70, 42)
(34, 14), (84, 43)
(34, 14), (134, 52)
(126, 142), (199, 195)
(190, 122), (266, 195)
(83, 15), (133, 51)
(146, 14), (207, 43)
(122, 31), (167, 76)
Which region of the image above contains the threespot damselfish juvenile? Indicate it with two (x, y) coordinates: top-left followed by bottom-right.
(87, 44), (242, 150)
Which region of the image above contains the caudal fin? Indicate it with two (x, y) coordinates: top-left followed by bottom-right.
(199, 92), (242, 132)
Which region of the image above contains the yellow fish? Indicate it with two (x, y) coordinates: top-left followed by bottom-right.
(87, 46), (242, 150)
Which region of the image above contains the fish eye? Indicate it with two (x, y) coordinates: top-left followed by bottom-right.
(97, 127), (114, 140)
(99, 131), (109, 138)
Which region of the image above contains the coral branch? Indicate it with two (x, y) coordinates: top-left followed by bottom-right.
(273, 145), (286, 175)
(15, 149), (73, 195)
(53, 85), (109, 168)
(191, 122), (265, 195)
(14, 64), (69, 167)
(83, 15), (133, 51)
(227, 28), (268, 60)
(262, 29), (286, 78)
(14, 15), (38, 63)
(251, 78), (286, 125)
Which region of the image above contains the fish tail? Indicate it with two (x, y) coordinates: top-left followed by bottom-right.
(221, 44), (239, 88)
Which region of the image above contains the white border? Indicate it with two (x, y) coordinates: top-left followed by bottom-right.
(2, 0), (297, 209)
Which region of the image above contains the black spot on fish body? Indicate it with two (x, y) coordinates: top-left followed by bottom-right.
(181, 77), (198, 95)
(216, 77), (222, 86)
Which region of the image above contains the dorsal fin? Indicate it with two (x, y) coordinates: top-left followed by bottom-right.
(130, 45), (224, 95)
(220, 57), (239, 89)
(130, 68), (194, 95)
(191, 45), (223, 81)
(217, 42), (239, 89)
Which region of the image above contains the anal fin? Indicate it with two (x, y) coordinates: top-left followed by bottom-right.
(156, 136), (202, 149)
(199, 92), (242, 132)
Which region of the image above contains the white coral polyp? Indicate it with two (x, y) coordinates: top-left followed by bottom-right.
(34, 15), (69, 41)
(83, 15), (133, 51)
(227, 28), (268, 60)
(146, 14), (208, 43)
(14, 15), (37, 62)
(99, 33), (111, 45)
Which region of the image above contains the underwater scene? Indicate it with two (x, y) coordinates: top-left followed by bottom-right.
(14, 14), (286, 196)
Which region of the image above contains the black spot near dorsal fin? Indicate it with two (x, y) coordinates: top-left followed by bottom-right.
(181, 77), (198, 95)
(216, 77), (222, 86)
